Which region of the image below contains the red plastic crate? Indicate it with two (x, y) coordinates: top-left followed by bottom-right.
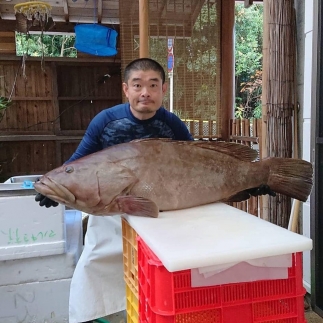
(138, 237), (306, 323)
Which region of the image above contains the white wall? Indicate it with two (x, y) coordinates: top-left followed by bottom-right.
(297, 0), (314, 293)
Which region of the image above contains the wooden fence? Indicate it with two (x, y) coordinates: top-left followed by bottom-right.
(0, 57), (122, 181)
(228, 118), (263, 217)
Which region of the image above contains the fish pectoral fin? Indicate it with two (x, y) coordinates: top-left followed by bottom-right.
(221, 191), (252, 203)
(115, 196), (159, 218)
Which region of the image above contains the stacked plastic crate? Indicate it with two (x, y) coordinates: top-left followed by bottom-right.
(121, 208), (309, 323)
(122, 218), (139, 323)
(137, 238), (305, 323)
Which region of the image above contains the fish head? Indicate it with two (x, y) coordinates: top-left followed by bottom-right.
(34, 156), (138, 214)
(34, 160), (103, 210)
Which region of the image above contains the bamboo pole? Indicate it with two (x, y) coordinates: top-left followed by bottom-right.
(139, 0), (149, 58)
(221, 0), (235, 141)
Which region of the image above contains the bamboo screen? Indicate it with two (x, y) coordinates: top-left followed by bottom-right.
(119, 0), (221, 139)
(263, 0), (296, 228)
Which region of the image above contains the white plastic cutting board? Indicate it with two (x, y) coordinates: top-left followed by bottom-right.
(123, 203), (312, 272)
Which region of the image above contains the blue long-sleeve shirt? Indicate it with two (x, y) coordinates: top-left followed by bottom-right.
(66, 103), (193, 163)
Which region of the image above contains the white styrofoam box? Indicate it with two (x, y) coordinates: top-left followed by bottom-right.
(0, 195), (66, 261)
(0, 278), (71, 323)
(2, 175), (42, 191)
(0, 253), (75, 287)
(0, 209), (83, 286)
(3, 175), (43, 184)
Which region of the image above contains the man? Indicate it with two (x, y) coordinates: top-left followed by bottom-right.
(35, 58), (193, 323)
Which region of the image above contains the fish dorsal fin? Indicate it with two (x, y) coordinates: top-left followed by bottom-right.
(131, 138), (173, 143)
(191, 141), (258, 162)
(131, 138), (258, 162)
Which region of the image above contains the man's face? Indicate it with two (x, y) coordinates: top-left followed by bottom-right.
(122, 69), (167, 120)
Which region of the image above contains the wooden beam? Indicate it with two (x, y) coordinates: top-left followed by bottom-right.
(229, 135), (259, 143)
(98, 0), (103, 23)
(0, 31), (15, 55)
(220, 0), (235, 141)
(139, 0), (149, 58)
(62, 0), (69, 22)
(0, 20), (77, 33)
(0, 135), (82, 141)
(0, 55), (121, 64)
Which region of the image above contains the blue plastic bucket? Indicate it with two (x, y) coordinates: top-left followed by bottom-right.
(74, 24), (118, 56)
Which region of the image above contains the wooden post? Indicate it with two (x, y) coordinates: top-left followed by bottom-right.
(244, 0), (253, 8)
(261, 0), (269, 221)
(139, 0), (149, 58)
(221, 0), (235, 141)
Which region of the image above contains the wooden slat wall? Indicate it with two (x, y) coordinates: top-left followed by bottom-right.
(229, 118), (262, 217)
(0, 32), (16, 55)
(1, 61), (54, 133)
(0, 58), (122, 181)
(0, 141), (56, 176)
(56, 64), (121, 132)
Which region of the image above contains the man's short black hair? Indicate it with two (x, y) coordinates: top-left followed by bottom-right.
(124, 58), (166, 84)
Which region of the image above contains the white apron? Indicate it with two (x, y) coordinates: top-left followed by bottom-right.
(69, 215), (126, 323)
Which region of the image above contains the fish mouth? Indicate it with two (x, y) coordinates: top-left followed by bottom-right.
(34, 176), (76, 205)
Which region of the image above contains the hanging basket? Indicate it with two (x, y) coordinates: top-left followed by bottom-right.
(74, 24), (118, 57)
(14, 0), (52, 21)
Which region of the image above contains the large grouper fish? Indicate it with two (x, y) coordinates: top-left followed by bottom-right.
(34, 139), (313, 218)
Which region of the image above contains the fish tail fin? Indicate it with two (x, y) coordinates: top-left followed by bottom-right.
(264, 157), (313, 202)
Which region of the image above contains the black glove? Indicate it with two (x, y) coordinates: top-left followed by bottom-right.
(35, 193), (59, 208)
(245, 184), (276, 197)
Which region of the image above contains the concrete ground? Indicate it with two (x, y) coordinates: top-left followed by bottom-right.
(306, 311), (323, 323)
(101, 311), (126, 323)
(304, 295), (323, 323)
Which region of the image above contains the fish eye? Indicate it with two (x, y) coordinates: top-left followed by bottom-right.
(65, 166), (74, 173)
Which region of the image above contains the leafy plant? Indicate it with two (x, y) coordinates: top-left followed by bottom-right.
(235, 4), (263, 119)
(0, 96), (12, 123)
(0, 96), (12, 110)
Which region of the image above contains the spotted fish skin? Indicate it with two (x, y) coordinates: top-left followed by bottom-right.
(34, 139), (313, 218)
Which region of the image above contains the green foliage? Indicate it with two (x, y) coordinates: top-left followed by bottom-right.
(236, 70), (262, 119)
(0, 96), (12, 124)
(15, 33), (77, 57)
(0, 97), (11, 110)
(235, 4), (263, 119)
